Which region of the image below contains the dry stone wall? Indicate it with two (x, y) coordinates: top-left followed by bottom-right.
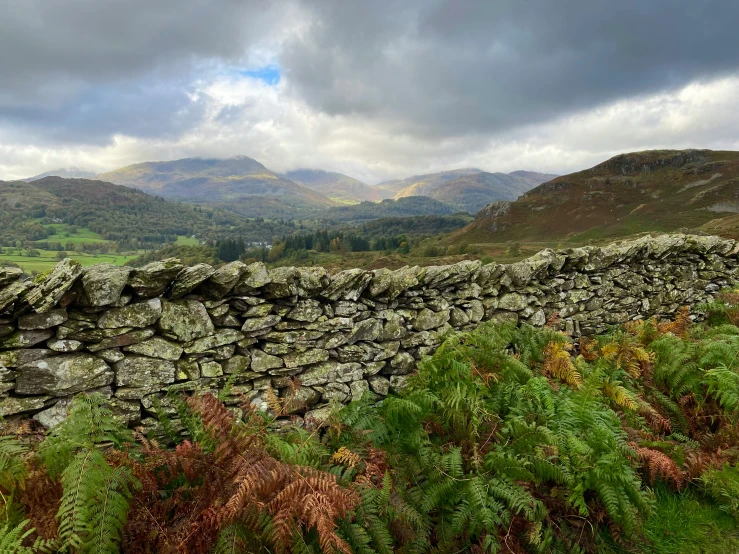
(0, 233), (737, 430)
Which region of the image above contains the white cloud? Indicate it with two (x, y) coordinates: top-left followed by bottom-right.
(3, 72), (739, 183)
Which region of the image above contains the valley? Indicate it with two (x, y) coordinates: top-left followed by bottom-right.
(3, 149), (738, 276)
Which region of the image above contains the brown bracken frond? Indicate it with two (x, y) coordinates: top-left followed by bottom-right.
(630, 442), (683, 488)
(657, 307), (691, 337)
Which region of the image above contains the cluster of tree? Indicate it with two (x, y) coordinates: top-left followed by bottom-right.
(0, 178), (302, 251)
(3, 300), (739, 552)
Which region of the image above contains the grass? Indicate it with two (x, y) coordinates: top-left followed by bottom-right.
(0, 249), (140, 273)
(174, 235), (200, 246)
(601, 484), (739, 554)
(41, 224), (109, 244)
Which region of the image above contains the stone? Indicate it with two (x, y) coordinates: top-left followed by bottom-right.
(282, 386), (321, 413)
(449, 307), (470, 326)
(47, 339), (84, 353)
(98, 348), (125, 363)
(18, 308), (68, 330)
(114, 356), (176, 388)
(242, 303), (274, 317)
(109, 398), (142, 425)
(204, 261), (248, 298)
(250, 349), (284, 372)
(283, 348), (329, 369)
(305, 405), (333, 426)
(350, 379), (371, 401)
(221, 354), (251, 374)
(23, 258), (83, 313)
(0, 349), (55, 368)
(213, 344), (236, 360)
(529, 310), (547, 327)
(16, 354), (113, 396)
(0, 329), (54, 349)
(378, 313), (407, 341)
(322, 269), (373, 301)
(200, 360), (224, 377)
(241, 315), (282, 333)
(264, 267), (301, 298)
(386, 351), (416, 375)
(413, 308), (450, 331)
(98, 299), (162, 329)
(0, 324), (13, 338)
(467, 300), (485, 322)
(233, 262), (271, 293)
(321, 382), (351, 403)
(347, 318), (382, 344)
(80, 264), (131, 306)
(33, 397), (74, 428)
(184, 329), (245, 354)
(128, 259), (184, 298)
(176, 358), (200, 380)
(498, 293), (527, 311)
(287, 300), (323, 322)
(87, 328), (155, 352)
(390, 375), (411, 393)
(0, 396), (49, 416)
(124, 337), (183, 361)
(169, 264), (215, 299)
(367, 375), (391, 395)
(0, 279), (32, 313)
(0, 266), (23, 286)
(159, 300), (214, 342)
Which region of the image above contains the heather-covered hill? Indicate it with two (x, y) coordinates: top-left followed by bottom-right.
(455, 149), (739, 244)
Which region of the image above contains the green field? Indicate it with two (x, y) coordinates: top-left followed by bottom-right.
(42, 224), (109, 244)
(0, 249), (140, 273)
(174, 235), (200, 246)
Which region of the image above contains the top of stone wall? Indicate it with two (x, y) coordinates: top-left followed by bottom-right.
(1, 234), (737, 317)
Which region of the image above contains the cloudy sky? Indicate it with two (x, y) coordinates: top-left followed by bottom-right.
(2, 0), (739, 183)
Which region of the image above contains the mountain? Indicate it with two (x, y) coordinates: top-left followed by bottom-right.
(24, 167), (97, 181)
(0, 177), (294, 246)
(387, 168), (556, 213)
(320, 196), (458, 224)
(455, 149), (739, 244)
(382, 168), (482, 198)
(96, 156), (336, 216)
(282, 169), (382, 203)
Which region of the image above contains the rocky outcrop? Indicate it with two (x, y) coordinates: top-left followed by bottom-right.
(0, 234), (737, 430)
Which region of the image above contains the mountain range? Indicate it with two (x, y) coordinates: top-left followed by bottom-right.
(455, 149), (739, 244)
(14, 156), (551, 219)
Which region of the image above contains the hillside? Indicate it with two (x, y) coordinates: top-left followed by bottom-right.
(282, 169), (381, 203)
(389, 168), (555, 212)
(0, 177), (295, 247)
(455, 149), (739, 244)
(319, 196), (458, 223)
(96, 156), (336, 216)
(24, 167), (97, 181)
(432, 171), (556, 212)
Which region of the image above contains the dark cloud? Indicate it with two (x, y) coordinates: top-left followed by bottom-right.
(282, 0), (739, 136)
(0, 0), (284, 142)
(1, 0), (739, 155)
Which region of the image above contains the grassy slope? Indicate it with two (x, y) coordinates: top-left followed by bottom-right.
(453, 149), (739, 245)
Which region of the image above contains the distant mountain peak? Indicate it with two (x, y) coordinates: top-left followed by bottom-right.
(24, 167), (97, 182)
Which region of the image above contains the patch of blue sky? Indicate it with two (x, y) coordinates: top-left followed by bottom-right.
(235, 65), (281, 85)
